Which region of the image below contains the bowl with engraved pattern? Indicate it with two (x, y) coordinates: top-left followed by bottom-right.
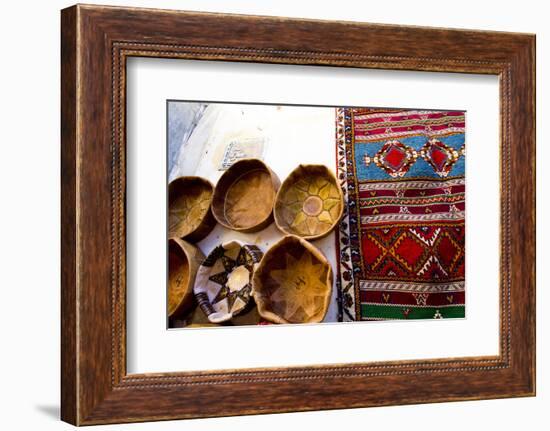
(274, 164), (344, 240)
(252, 235), (333, 324)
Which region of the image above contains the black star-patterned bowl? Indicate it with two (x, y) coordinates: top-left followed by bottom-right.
(194, 240), (263, 323)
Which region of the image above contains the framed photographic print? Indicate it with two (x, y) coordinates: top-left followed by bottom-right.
(61, 4), (536, 425)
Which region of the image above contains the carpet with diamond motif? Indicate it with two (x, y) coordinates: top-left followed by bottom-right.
(335, 108), (466, 321)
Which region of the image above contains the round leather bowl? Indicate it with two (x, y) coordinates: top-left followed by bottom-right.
(274, 164), (343, 240)
(211, 159), (280, 232)
(252, 235), (332, 324)
(167, 238), (205, 318)
(168, 176), (216, 242)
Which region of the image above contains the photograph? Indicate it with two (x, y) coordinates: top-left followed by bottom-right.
(167, 102), (466, 328)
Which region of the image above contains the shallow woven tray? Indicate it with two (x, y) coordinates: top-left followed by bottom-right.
(274, 164), (344, 240)
(168, 176), (216, 242)
(167, 238), (205, 318)
(252, 235), (333, 324)
(211, 158), (280, 232)
(194, 240), (263, 323)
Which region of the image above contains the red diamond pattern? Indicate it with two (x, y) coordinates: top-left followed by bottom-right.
(375, 140), (415, 177)
(385, 145), (407, 169)
(361, 235), (384, 265)
(421, 139), (458, 177)
(436, 233), (462, 272)
(393, 235), (425, 268)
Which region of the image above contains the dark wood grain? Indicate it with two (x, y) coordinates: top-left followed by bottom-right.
(60, 4), (536, 425)
(60, 6), (77, 425)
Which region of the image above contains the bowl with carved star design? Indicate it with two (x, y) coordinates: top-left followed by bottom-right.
(252, 235), (333, 324)
(168, 176), (216, 242)
(194, 241), (263, 324)
(274, 164), (344, 240)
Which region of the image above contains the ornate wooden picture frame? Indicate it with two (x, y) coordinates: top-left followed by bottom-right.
(61, 4), (535, 425)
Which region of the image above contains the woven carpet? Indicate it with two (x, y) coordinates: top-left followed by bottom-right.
(335, 108), (466, 321)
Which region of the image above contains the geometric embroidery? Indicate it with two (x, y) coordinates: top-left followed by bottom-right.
(361, 224), (464, 281)
(421, 138), (463, 177)
(335, 107), (466, 321)
(364, 138), (465, 178)
(372, 140), (416, 177)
